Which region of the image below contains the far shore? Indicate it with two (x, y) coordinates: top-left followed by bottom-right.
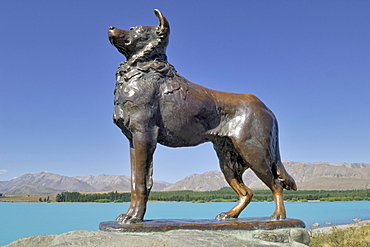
(0, 193), (368, 204)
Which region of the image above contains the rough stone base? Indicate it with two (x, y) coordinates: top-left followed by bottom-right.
(6, 218), (310, 246)
(5, 228), (310, 247)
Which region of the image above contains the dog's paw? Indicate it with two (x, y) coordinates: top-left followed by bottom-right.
(269, 212), (286, 221)
(116, 214), (143, 224)
(215, 212), (237, 221)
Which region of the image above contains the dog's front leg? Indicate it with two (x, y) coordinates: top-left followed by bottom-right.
(116, 130), (157, 224)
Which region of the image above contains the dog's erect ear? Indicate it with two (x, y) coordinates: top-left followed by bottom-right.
(154, 9), (170, 36)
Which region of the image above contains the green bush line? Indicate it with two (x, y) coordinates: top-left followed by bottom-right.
(56, 188), (370, 203)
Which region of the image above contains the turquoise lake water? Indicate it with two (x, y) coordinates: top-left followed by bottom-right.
(1, 201), (369, 245)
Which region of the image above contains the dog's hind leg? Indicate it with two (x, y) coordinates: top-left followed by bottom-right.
(213, 138), (253, 220)
(231, 138), (287, 220)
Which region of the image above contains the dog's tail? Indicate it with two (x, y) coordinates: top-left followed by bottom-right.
(271, 120), (297, 191)
(275, 159), (297, 191)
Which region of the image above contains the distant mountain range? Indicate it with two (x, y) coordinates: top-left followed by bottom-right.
(0, 173), (171, 194)
(1, 160), (369, 194)
(164, 160), (370, 191)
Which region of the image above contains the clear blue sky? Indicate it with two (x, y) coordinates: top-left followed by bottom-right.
(1, 1), (369, 182)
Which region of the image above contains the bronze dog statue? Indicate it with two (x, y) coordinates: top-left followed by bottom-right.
(108, 9), (297, 224)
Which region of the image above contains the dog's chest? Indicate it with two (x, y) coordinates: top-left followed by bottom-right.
(113, 67), (160, 129)
(114, 70), (158, 106)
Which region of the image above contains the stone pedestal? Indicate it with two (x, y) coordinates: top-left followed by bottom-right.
(99, 217), (310, 246)
(100, 217), (304, 232)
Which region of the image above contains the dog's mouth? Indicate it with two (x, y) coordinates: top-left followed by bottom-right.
(109, 36), (130, 46)
(108, 36), (115, 45)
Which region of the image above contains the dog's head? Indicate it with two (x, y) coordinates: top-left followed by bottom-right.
(108, 9), (170, 61)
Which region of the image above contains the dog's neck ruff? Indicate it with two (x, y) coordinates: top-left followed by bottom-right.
(116, 58), (189, 101)
(117, 58), (180, 82)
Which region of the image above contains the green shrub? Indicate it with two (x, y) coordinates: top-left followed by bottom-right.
(211, 198), (224, 202)
(342, 197), (352, 201)
(196, 200), (206, 203)
(95, 199), (111, 203)
(211, 198), (238, 202)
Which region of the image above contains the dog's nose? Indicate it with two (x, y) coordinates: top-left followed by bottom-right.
(108, 26), (115, 31)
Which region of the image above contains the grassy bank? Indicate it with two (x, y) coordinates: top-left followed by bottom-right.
(310, 222), (370, 247)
